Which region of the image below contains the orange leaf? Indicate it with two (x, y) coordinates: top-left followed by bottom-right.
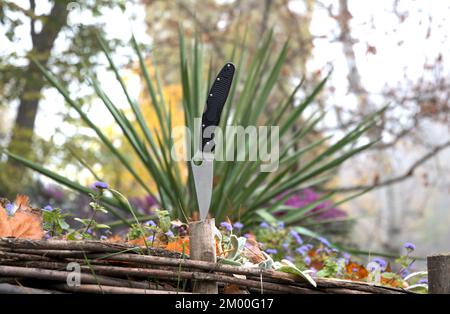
(165, 237), (190, 255)
(381, 276), (403, 288)
(310, 260), (324, 271)
(15, 195), (30, 210)
(105, 234), (123, 243)
(9, 210), (44, 239)
(224, 284), (246, 294)
(127, 237), (146, 246)
(345, 262), (369, 280)
(0, 204), (44, 240)
(127, 235), (165, 248)
(215, 238), (223, 256)
(0, 207), (12, 237)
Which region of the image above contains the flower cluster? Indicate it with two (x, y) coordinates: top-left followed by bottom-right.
(249, 220), (426, 291)
(283, 188), (347, 221)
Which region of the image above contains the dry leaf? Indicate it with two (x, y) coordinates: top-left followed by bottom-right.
(381, 275), (405, 288)
(127, 233), (167, 248)
(9, 210), (44, 239)
(224, 284), (247, 294)
(0, 207), (12, 237)
(0, 200), (44, 240)
(15, 195), (30, 210)
(128, 237), (147, 246)
(242, 237), (265, 264)
(165, 237), (190, 255)
(128, 235), (164, 247)
(105, 234), (123, 243)
(215, 238), (223, 256)
(345, 262), (369, 281)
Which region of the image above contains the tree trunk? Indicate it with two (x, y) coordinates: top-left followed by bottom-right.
(3, 1), (69, 194)
(8, 0), (69, 156)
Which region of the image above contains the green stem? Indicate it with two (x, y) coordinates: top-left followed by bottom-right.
(84, 210), (97, 235)
(337, 246), (426, 261)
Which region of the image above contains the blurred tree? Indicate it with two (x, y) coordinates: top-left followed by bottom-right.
(5, 1), (69, 158)
(0, 0), (125, 197)
(318, 0), (450, 254)
(142, 0), (317, 91)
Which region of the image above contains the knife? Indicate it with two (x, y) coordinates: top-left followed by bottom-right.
(191, 62), (235, 220)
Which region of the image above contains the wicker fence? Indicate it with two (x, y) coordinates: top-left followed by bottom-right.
(0, 238), (413, 294)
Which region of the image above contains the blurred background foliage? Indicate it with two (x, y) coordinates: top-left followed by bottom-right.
(1, 0), (450, 259)
(0, 0), (128, 196)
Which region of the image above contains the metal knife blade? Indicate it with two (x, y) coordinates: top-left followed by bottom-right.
(191, 153), (214, 221)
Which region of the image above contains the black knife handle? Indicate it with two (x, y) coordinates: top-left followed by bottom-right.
(201, 62), (235, 152)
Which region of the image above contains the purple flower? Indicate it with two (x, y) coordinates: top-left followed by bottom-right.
(372, 257), (387, 270)
(400, 268), (410, 278)
(289, 230), (303, 244)
(285, 189), (319, 208)
(243, 233), (252, 238)
(304, 256), (311, 265)
(147, 235), (155, 242)
(91, 181), (109, 190)
(418, 278), (428, 284)
(145, 195), (156, 206)
(342, 252), (351, 262)
(100, 235), (108, 241)
(336, 258), (347, 271)
(403, 242), (416, 252)
(266, 248), (278, 255)
(220, 221), (232, 232)
(278, 222), (285, 229)
(42, 184), (65, 202)
(233, 222), (244, 230)
(282, 243), (290, 250)
(130, 195), (158, 213)
(318, 237), (331, 247)
(145, 220), (156, 227)
(86, 228), (93, 235)
(259, 222), (270, 229)
(316, 248), (328, 254)
(165, 230), (174, 238)
(5, 203), (15, 216)
(43, 205), (53, 212)
(285, 255), (295, 262)
(284, 188), (347, 221)
(367, 263), (378, 272)
(295, 246), (308, 256)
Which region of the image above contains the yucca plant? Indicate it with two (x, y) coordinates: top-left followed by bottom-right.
(5, 29), (381, 234)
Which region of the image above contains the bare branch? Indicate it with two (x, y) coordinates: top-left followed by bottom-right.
(322, 140), (450, 192)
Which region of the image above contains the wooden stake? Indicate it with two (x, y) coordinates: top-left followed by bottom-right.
(189, 218), (217, 294)
(427, 253), (450, 294)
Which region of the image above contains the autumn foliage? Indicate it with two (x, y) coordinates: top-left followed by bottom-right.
(0, 195), (44, 239)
